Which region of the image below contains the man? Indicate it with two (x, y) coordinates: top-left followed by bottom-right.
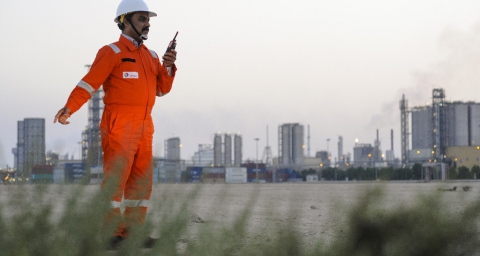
(54, 0), (177, 248)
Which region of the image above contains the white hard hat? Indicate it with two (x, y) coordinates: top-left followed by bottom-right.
(114, 0), (157, 23)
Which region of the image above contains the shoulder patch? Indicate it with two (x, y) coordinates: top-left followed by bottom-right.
(108, 44), (121, 54)
(149, 50), (158, 59)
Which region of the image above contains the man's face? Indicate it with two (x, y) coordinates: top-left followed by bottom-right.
(125, 11), (150, 40)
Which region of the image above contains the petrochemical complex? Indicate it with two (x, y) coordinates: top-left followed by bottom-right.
(5, 87), (480, 184)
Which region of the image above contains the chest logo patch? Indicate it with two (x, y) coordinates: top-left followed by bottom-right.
(123, 72), (139, 79)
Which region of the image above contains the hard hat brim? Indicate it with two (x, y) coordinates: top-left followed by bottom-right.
(114, 11), (157, 23)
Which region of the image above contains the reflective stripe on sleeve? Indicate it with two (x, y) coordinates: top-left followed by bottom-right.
(124, 199), (149, 207)
(111, 201), (121, 209)
(77, 80), (95, 96)
(149, 50), (158, 59)
(108, 44), (121, 54)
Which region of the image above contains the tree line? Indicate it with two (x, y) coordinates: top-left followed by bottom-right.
(299, 164), (480, 181)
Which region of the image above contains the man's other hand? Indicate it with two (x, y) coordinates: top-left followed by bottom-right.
(54, 107), (71, 125)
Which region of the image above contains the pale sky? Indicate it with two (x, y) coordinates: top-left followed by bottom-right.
(2, 0), (480, 167)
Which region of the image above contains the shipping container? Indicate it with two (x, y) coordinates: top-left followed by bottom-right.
(278, 168), (294, 174)
(191, 174), (201, 180)
(226, 167), (246, 174)
(203, 167), (225, 174)
(65, 163), (85, 183)
(188, 166), (203, 177)
(53, 168), (65, 184)
(203, 172), (225, 178)
(190, 177), (201, 183)
(226, 174), (247, 183)
(153, 168), (159, 183)
(247, 172), (267, 179)
(288, 178), (304, 182)
(289, 172), (301, 179)
(32, 165), (53, 175)
(31, 174), (53, 183)
(90, 166), (104, 184)
(247, 178), (267, 183)
(242, 163), (267, 169)
(277, 173), (290, 182)
(247, 168), (267, 173)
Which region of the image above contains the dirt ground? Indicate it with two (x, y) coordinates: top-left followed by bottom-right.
(1, 181), (478, 248)
(148, 181), (480, 246)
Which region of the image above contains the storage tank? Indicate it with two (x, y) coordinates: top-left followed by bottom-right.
(234, 134), (242, 167)
(292, 124), (304, 165)
(278, 123), (304, 165)
(470, 104), (480, 145)
(165, 137), (181, 160)
(411, 106), (433, 150)
(446, 103), (469, 146)
(213, 133), (222, 167)
(224, 134), (232, 167)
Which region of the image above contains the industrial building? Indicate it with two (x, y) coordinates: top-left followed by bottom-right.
(401, 88), (480, 167)
(154, 158), (185, 183)
(353, 143), (374, 167)
(81, 65), (104, 169)
(212, 132), (243, 167)
(12, 118), (46, 179)
(351, 129), (384, 167)
(315, 151), (330, 167)
(165, 137), (181, 160)
(278, 123), (304, 166)
(192, 144), (214, 167)
(337, 136), (344, 166)
(446, 146), (480, 171)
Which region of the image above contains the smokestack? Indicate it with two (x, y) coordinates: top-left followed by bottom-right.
(391, 129), (394, 151)
(307, 125), (310, 157)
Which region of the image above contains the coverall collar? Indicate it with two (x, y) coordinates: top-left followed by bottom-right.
(120, 34), (145, 51)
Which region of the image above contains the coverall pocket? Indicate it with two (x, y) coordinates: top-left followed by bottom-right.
(100, 109), (119, 134)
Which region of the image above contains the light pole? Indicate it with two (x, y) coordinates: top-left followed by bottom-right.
(327, 138), (330, 153)
(255, 138), (260, 182)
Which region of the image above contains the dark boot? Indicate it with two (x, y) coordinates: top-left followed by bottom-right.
(144, 237), (157, 248)
(108, 235), (124, 250)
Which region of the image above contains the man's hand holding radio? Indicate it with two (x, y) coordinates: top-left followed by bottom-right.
(162, 50), (177, 67)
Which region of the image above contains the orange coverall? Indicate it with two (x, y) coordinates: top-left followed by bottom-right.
(64, 35), (176, 236)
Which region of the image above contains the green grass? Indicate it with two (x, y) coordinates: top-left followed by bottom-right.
(1, 184), (480, 255)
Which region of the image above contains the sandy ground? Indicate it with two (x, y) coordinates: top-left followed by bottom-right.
(1, 181), (479, 249)
(152, 181), (480, 247)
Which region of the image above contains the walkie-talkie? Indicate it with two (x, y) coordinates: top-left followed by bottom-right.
(166, 31), (178, 53)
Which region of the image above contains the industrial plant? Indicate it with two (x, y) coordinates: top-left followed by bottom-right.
(6, 87), (480, 184)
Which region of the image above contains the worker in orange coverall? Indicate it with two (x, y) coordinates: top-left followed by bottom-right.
(53, 0), (176, 248)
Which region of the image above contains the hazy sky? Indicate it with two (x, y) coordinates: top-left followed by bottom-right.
(2, 0), (480, 167)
